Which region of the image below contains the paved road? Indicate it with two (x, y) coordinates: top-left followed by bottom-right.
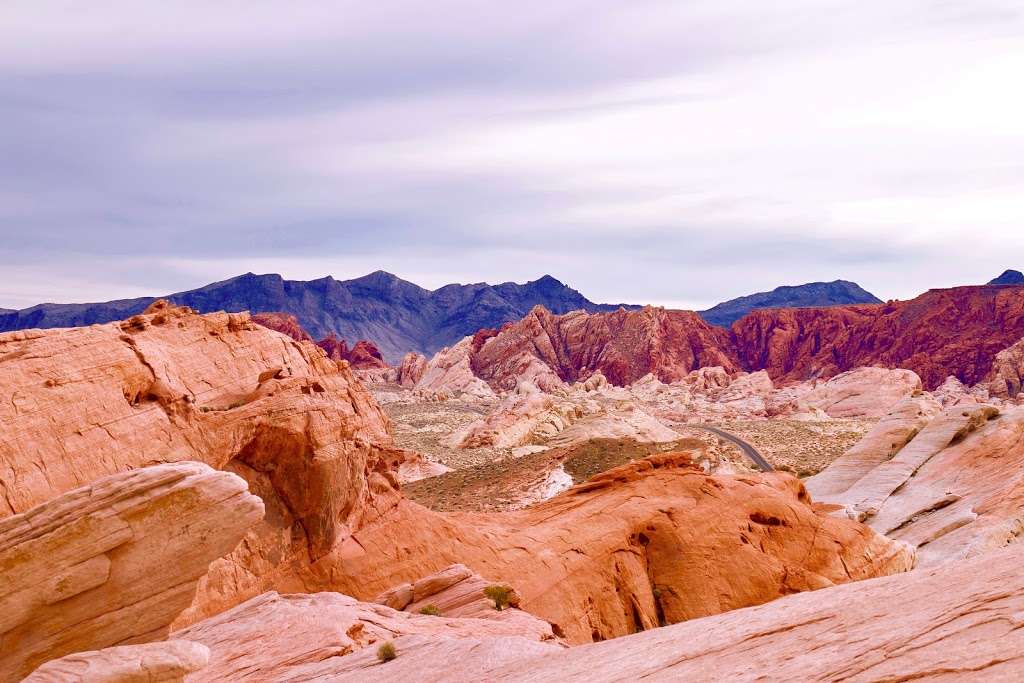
(692, 424), (774, 472)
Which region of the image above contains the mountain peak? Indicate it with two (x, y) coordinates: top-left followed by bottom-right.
(699, 279), (882, 328)
(989, 270), (1024, 285)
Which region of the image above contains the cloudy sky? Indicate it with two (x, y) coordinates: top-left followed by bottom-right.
(3, 1), (1024, 310)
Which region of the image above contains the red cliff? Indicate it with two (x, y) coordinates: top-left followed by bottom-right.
(731, 285), (1024, 389)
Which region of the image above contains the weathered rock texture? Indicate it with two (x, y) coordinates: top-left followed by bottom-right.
(172, 591), (561, 682)
(251, 312), (314, 342)
(732, 285), (1024, 389)
(24, 641), (210, 683)
(0, 300), (409, 624)
(326, 453), (913, 644)
(810, 403), (1024, 565)
(322, 543), (1024, 682)
(317, 334), (388, 369)
(986, 336), (1024, 398)
(467, 305), (740, 390)
(252, 311), (388, 369)
(0, 304), (914, 658)
(0, 462), (262, 681)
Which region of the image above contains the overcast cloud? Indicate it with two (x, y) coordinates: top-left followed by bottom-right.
(2, 0), (1024, 309)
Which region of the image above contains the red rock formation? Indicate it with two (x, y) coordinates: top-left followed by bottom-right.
(326, 453), (913, 644)
(317, 333), (388, 369)
(320, 542), (1024, 682)
(469, 305), (740, 390)
(731, 285), (1024, 389)
(251, 312), (313, 342)
(252, 313), (388, 370)
(0, 300), (408, 625)
(0, 304), (912, 652)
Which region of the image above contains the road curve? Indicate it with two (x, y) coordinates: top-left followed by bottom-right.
(691, 424), (774, 472)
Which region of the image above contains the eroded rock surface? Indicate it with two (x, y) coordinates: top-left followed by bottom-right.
(732, 285), (1024, 389)
(327, 453), (914, 644)
(323, 543), (1024, 682)
(172, 590), (562, 682)
(0, 301), (416, 624)
(24, 641), (210, 683)
(0, 462), (262, 681)
(810, 403), (1024, 565)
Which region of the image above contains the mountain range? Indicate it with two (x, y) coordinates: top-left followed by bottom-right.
(0, 271), (637, 362)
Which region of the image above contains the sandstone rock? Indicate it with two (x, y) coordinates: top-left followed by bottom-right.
(800, 367), (922, 418)
(414, 336), (497, 398)
(317, 334), (388, 369)
(251, 312), (313, 342)
(396, 351), (428, 387)
(811, 403), (1024, 565)
(805, 397), (940, 499)
(0, 462), (262, 680)
(985, 336), (1024, 398)
(732, 285), (1024, 389)
(24, 640), (210, 683)
(469, 305), (740, 390)
(172, 591), (562, 682)
(0, 302), (406, 624)
(326, 543), (1024, 682)
(327, 453), (914, 644)
(374, 564), (559, 641)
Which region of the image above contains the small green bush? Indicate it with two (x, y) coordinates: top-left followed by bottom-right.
(376, 641), (397, 663)
(418, 604), (442, 616)
(483, 584), (513, 611)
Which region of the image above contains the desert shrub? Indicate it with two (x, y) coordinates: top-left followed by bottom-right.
(418, 604), (442, 616)
(483, 584), (513, 611)
(376, 641), (397, 663)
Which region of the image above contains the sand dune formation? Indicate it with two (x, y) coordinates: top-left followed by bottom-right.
(3, 282), (1024, 680)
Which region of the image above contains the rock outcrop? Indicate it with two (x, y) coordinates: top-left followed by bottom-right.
(328, 453), (914, 644)
(415, 336), (496, 398)
(468, 306), (740, 390)
(985, 336), (1024, 398)
(732, 285), (1024, 389)
(322, 543), (1024, 682)
(171, 590), (561, 682)
(0, 300), (409, 623)
(24, 641), (210, 683)
(317, 334), (388, 369)
(251, 312), (314, 342)
(797, 367), (922, 418)
(0, 462), (262, 681)
(374, 564), (560, 641)
(809, 403), (1024, 565)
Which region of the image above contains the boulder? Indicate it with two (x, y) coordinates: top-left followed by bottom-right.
(0, 462), (262, 680)
(24, 641), (210, 683)
(171, 591), (562, 681)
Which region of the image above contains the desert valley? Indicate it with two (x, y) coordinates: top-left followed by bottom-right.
(2, 270), (1024, 681)
(5, 3), (1024, 680)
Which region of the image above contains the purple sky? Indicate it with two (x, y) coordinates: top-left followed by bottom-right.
(2, 1), (1024, 309)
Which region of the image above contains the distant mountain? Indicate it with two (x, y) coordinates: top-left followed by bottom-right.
(989, 270), (1024, 285)
(698, 280), (882, 328)
(0, 271), (637, 363)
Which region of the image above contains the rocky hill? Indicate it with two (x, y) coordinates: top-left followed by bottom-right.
(698, 279), (881, 327)
(0, 271), (637, 363)
(413, 284), (1024, 395)
(732, 284), (1024, 389)
(989, 269), (1024, 285)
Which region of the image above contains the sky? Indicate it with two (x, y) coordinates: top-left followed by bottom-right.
(2, 1), (1024, 310)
